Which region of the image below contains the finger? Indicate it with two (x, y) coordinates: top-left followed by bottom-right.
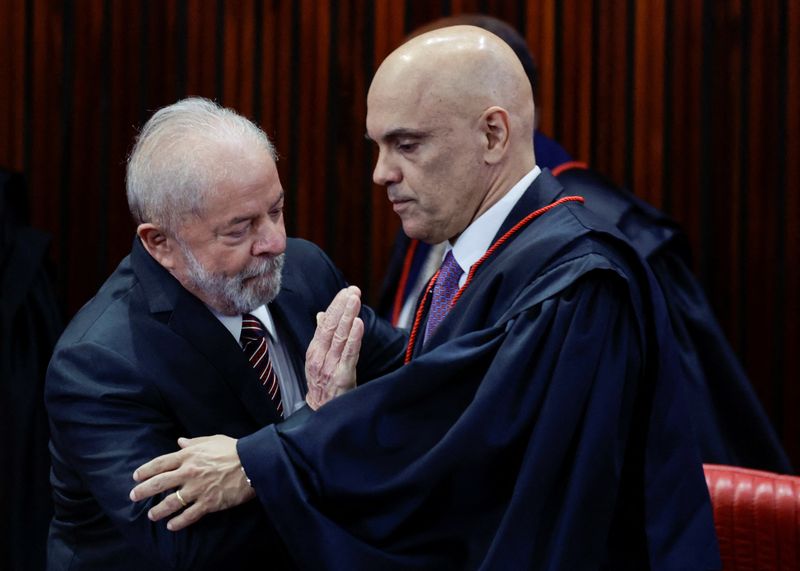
(341, 317), (364, 366)
(320, 293), (361, 378)
(319, 287), (359, 346)
(130, 470), (186, 502)
(166, 501), (209, 532)
(132, 449), (185, 483)
(177, 435), (213, 449)
(325, 293), (361, 361)
(334, 317), (363, 391)
(305, 289), (353, 378)
(320, 288), (356, 337)
(146, 491), (187, 522)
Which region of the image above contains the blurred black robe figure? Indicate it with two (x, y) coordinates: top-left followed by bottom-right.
(554, 165), (791, 473)
(0, 169), (63, 571)
(238, 170), (721, 570)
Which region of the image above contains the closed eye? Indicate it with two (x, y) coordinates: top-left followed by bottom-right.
(382, 128), (429, 154)
(269, 206), (284, 220)
(397, 142), (419, 153)
(223, 221), (251, 239)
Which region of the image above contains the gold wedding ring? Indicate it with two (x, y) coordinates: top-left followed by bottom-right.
(176, 489), (188, 508)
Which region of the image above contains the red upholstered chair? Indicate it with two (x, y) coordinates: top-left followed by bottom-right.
(704, 464), (800, 570)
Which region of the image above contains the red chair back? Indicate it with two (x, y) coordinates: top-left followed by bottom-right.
(704, 464), (800, 570)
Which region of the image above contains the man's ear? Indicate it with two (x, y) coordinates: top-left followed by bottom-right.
(481, 106), (511, 165)
(137, 223), (178, 269)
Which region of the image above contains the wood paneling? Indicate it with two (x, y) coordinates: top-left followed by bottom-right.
(591, 0), (631, 187)
(1, 0), (797, 466)
(0, 0), (25, 172)
(786, 0), (800, 464)
(525, 0), (556, 135)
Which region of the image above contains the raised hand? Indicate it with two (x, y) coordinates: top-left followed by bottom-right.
(305, 286), (364, 409)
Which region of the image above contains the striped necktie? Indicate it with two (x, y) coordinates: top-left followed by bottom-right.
(240, 314), (284, 417)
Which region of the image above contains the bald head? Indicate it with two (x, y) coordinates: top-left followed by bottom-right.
(367, 26), (536, 244)
(370, 26), (534, 147)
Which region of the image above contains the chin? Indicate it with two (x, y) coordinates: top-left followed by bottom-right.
(247, 275), (283, 307)
(408, 230), (445, 245)
(402, 222), (432, 244)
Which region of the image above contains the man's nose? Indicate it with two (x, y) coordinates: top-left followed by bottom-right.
(372, 151), (401, 186)
(252, 223), (286, 257)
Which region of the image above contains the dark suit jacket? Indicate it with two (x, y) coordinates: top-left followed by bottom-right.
(44, 237), (405, 571)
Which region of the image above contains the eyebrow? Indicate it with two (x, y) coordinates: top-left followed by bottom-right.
(364, 128), (429, 143)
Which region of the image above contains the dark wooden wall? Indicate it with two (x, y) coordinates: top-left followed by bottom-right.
(1, 0), (797, 466)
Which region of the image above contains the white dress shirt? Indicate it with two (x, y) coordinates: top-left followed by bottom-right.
(447, 166), (541, 286)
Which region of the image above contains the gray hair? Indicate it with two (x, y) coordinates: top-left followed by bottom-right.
(126, 97), (276, 232)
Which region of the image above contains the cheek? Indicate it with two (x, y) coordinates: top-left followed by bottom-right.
(234, 246), (260, 271)
(210, 244), (254, 276)
(409, 160), (448, 204)
(424, 166), (468, 210)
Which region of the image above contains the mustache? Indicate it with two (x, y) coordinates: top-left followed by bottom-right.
(387, 189), (410, 203)
(240, 254), (285, 280)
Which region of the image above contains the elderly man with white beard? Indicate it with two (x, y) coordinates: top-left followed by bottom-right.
(43, 97), (406, 571)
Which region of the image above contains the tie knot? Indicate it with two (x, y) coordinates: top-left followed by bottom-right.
(241, 314), (266, 345)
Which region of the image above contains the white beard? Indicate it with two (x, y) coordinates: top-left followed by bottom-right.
(180, 244), (285, 314)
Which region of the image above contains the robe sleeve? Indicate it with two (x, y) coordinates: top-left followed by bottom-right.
(238, 269), (695, 570)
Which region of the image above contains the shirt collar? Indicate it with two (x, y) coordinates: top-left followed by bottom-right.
(449, 166), (541, 274)
(210, 304), (277, 346)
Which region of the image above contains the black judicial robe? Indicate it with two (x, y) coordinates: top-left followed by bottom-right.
(379, 163), (791, 474)
(238, 170), (721, 570)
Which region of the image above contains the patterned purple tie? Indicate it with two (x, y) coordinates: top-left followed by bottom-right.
(240, 314), (284, 417)
(424, 250), (464, 343)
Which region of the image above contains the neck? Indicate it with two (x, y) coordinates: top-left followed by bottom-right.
(469, 157), (535, 228)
